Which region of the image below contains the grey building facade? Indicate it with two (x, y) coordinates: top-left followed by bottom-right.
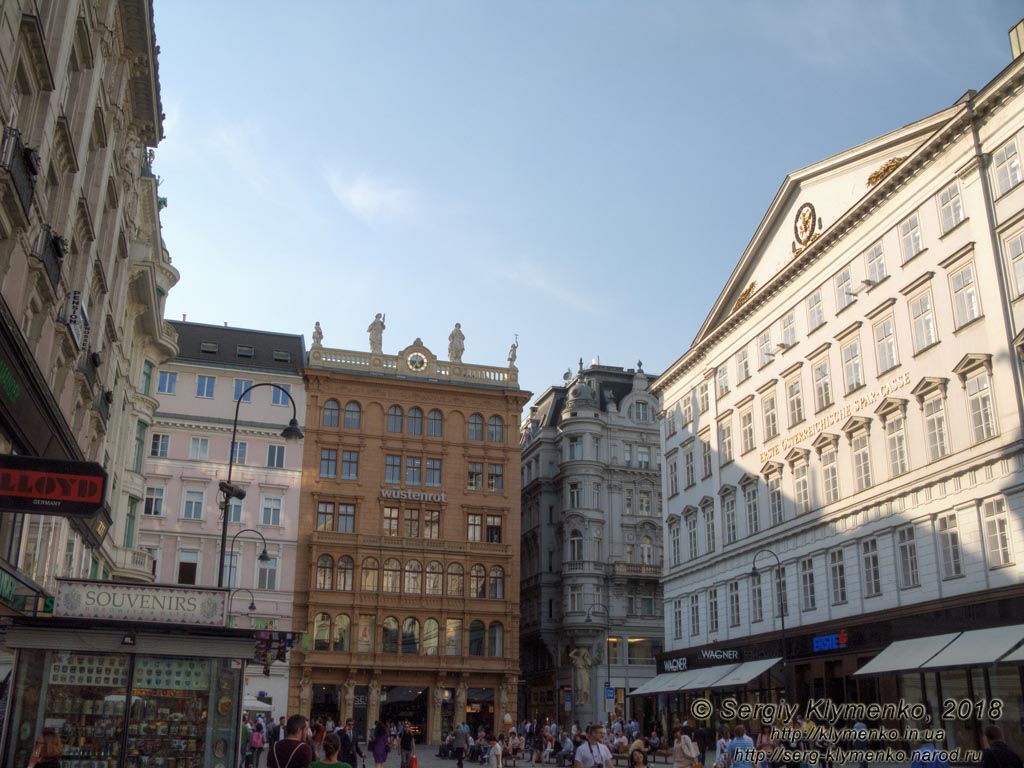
(519, 362), (663, 728)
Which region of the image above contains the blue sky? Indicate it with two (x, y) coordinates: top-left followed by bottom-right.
(152, 1), (1021, 407)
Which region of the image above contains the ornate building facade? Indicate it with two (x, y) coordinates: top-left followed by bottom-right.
(650, 25), (1024, 751)
(140, 320), (306, 716)
(519, 362), (663, 727)
(290, 322), (529, 741)
(0, 0), (173, 626)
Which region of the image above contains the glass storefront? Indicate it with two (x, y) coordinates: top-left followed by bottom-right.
(379, 686), (428, 742)
(465, 688), (494, 735)
(5, 649), (243, 768)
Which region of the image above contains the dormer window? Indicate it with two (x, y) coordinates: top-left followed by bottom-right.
(200, 342), (218, 354)
(236, 345), (254, 358)
(273, 350), (291, 362)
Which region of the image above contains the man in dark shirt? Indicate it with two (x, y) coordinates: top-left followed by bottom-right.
(269, 715), (315, 768)
(982, 726), (1023, 768)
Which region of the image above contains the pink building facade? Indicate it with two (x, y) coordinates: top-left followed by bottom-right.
(141, 320), (306, 717)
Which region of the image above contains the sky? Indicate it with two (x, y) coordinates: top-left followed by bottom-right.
(151, 1), (1022, 408)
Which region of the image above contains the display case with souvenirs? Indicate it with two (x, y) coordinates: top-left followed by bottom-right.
(124, 655), (241, 768)
(3, 649), (244, 768)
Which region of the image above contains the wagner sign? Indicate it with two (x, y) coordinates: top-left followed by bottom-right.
(380, 489), (447, 503)
(661, 647), (743, 672)
(0, 454), (107, 518)
(54, 581), (228, 626)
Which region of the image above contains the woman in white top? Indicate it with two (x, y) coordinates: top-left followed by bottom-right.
(714, 728), (730, 768)
(671, 728), (700, 768)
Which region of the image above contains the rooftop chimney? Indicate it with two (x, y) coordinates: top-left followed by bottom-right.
(182, 314), (186, 321)
(1012, 18), (1024, 59)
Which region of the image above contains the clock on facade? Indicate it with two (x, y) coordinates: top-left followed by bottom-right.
(407, 352), (427, 371)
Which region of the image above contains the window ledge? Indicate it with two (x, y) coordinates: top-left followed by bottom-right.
(831, 600), (848, 607)
(995, 179), (1024, 200)
(939, 217), (970, 240)
(864, 593), (883, 599)
(865, 274), (890, 293)
(912, 340), (942, 358)
(835, 300), (857, 317)
(901, 247), (928, 269)
(989, 562), (1016, 571)
(179, 517), (203, 523)
(878, 363), (902, 377)
(952, 315), (985, 334)
(814, 402), (835, 416)
(807, 323), (826, 337)
(845, 383), (866, 397)
(941, 574), (966, 581)
(899, 582), (921, 591)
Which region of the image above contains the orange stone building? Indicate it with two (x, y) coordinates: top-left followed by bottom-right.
(289, 328), (530, 742)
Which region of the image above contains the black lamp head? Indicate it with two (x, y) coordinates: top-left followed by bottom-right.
(258, 548), (271, 563)
(281, 418), (304, 441)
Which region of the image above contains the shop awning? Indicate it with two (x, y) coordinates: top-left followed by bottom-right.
(628, 671), (688, 696)
(853, 633), (960, 675)
(920, 624), (1024, 669)
(678, 663), (741, 691)
(243, 697), (272, 712)
(708, 657), (782, 689)
(1000, 643), (1024, 663)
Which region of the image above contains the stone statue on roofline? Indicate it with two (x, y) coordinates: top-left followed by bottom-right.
(448, 322), (465, 363)
(367, 313), (386, 354)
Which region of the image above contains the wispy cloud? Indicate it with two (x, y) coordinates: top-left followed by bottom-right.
(499, 254), (598, 315)
(207, 118), (278, 201)
(325, 169), (415, 225)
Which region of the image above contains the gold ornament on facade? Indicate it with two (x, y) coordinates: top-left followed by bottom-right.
(732, 281), (758, 313)
(866, 156), (906, 187)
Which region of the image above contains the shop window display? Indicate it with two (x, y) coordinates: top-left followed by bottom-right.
(6, 650), (243, 768)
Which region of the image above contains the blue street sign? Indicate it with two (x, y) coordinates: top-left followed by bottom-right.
(565, 692), (573, 704)
(605, 687), (614, 700)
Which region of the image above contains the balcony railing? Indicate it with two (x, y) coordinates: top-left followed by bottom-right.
(564, 561), (607, 574)
(34, 225), (64, 293)
(612, 562), (662, 577)
(0, 126), (39, 221)
(113, 545), (155, 583)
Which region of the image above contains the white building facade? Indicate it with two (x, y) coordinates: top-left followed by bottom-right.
(140, 321), (306, 717)
(520, 363), (663, 727)
(651, 31), (1024, 752)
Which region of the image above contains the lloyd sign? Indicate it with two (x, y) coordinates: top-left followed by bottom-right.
(0, 454), (107, 518)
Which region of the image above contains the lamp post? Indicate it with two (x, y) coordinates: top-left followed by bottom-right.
(225, 527), (272, 588)
(751, 548), (788, 701)
(230, 588), (258, 612)
(584, 603), (611, 726)
(217, 382), (303, 588)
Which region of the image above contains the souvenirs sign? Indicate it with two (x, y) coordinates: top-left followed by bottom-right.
(55, 581), (228, 626)
(0, 454), (107, 518)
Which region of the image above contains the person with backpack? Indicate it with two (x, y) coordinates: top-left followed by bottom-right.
(269, 715), (316, 768)
(251, 722), (266, 768)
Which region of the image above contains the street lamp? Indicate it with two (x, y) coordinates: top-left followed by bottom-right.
(751, 548), (788, 700)
(231, 588), (258, 612)
(217, 382), (304, 588)
(585, 604), (611, 726)
(226, 527), (272, 588)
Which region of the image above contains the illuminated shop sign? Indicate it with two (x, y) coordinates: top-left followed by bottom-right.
(0, 454), (107, 518)
(661, 647), (742, 672)
(813, 629), (849, 653)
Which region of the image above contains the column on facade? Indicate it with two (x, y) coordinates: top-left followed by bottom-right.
(455, 678), (468, 728)
(367, 678), (381, 728)
(431, 679), (446, 743)
(342, 678), (356, 725)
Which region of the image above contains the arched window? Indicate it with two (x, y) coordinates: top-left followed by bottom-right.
(387, 405), (404, 433)
(408, 407), (423, 436)
(382, 616), (399, 653)
(468, 414), (484, 441)
(337, 556), (354, 591)
(487, 621), (504, 657)
(314, 613), (331, 651)
(488, 416), (504, 443)
(640, 536), (653, 565)
(316, 555), (333, 590)
(470, 564), (486, 598)
(361, 557), (379, 591)
(404, 560), (422, 594)
(344, 401), (361, 429)
(488, 566), (505, 599)
(382, 558), (401, 593)
(446, 563), (464, 597)
(569, 530), (583, 561)
(427, 410), (444, 437)
(423, 618), (440, 655)
(425, 561), (443, 595)
(323, 400), (340, 428)
(402, 618), (420, 654)
(333, 614), (351, 651)
(468, 620), (485, 656)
